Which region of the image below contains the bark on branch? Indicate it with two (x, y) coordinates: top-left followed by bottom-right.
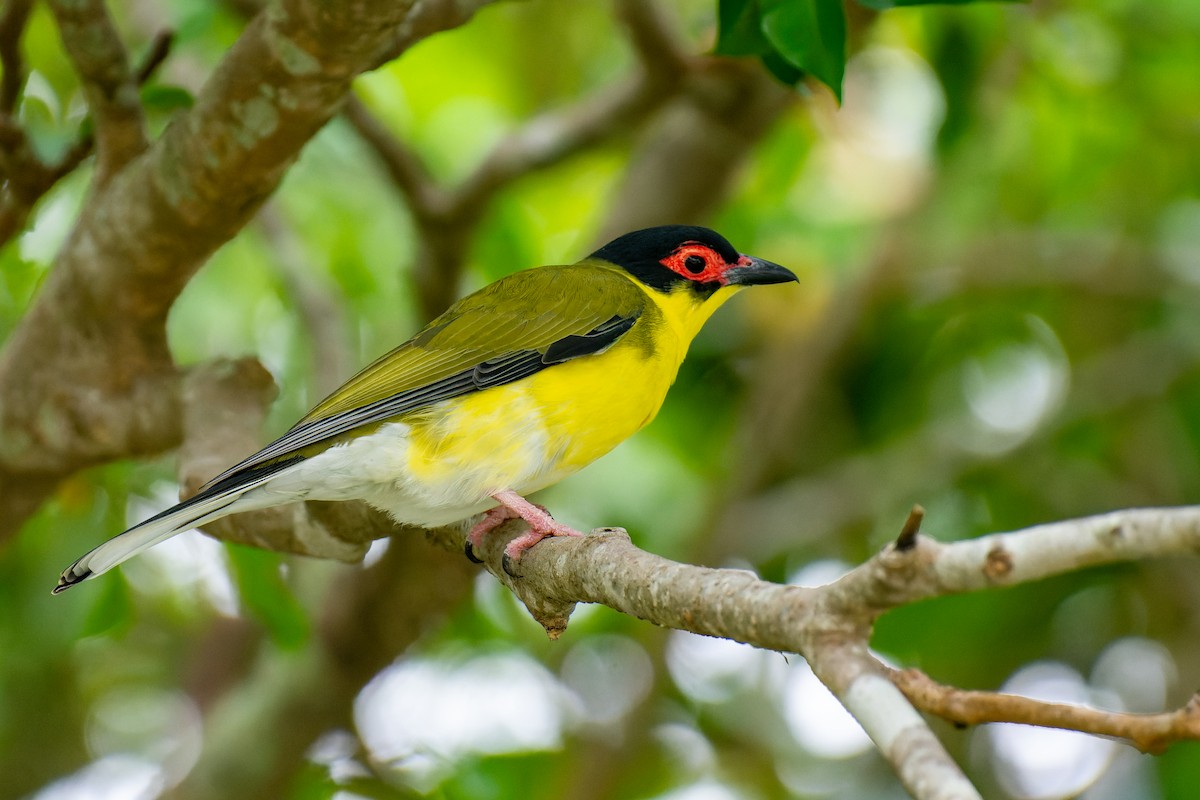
(47, 0), (148, 179)
(437, 505), (1200, 799)
(0, 0), (493, 544)
(891, 668), (1200, 755)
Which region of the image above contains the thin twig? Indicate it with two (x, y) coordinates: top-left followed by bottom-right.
(47, 131), (96, 181)
(256, 203), (354, 398)
(453, 0), (688, 212)
(891, 668), (1200, 755)
(341, 95), (447, 217)
(46, 0), (148, 179)
(134, 29), (175, 84)
(614, 0), (691, 79)
(895, 504), (925, 551)
(837, 672), (983, 800)
(0, 0), (33, 114)
(453, 71), (684, 210)
(345, 0), (691, 318)
(0, 24), (168, 250)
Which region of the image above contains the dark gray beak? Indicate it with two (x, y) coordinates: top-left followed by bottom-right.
(724, 255), (798, 286)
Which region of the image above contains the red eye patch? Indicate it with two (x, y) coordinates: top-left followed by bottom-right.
(659, 244), (728, 284)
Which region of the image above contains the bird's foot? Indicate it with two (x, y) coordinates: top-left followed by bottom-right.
(465, 505), (521, 563)
(498, 495), (585, 576)
(500, 521), (585, 577)
(465, 489), (585, 574)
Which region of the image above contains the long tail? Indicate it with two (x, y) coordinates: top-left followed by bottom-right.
(54, 459), (300, 594)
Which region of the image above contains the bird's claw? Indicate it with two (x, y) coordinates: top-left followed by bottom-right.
(463, 539), (484, 564)
(466, 535), (525, 575)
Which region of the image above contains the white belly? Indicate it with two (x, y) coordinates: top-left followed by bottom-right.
(242, 388), (564, 527)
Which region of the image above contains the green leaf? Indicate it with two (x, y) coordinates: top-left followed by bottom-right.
(18, 94), (71, 162)
(715, 0), (771, 57)
(856, 0), (1027, 8)
(226, 545), (310, 650)
(760, 0), (847, 99)
(140, 84), (195, 114)
(760, 49), (808, 86)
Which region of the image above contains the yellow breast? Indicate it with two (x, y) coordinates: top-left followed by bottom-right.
(525, 326), (681, 473)
(397, 278), (742, 514)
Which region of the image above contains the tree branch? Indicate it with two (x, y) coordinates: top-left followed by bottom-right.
(177, 357), (408, 561)
(837, 673), (984, 800)
(0, 23), (172, 248)
(345, 0), (692, 318)
(436, 504), (1200, 798)
(450, 0), (689, 212)
(256, 203), (354, 398)
(891, 668), (1200, 755)
(0, 0), (495, 543)
(614, 0), (690, 79)
(0, 0), (32, 115)
(594, 59), (793, 242)
(917, 506), (1200, 593)
(441, 523), (975, 797)
(46, 0), (148, 180)
(134, 29), (175, 84)
(341, 95), (447, 216)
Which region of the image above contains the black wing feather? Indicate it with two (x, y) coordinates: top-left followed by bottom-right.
(542, 314), (637, 363)
(199, 309), (642, 491)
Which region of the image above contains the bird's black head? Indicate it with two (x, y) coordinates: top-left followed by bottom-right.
(589, 225), (796, 295)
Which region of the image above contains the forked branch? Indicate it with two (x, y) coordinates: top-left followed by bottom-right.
(443, 505), (1200, 800)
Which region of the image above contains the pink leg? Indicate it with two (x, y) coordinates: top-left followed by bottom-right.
(493, 489), (585, 562)
(464, 489), (586, 568)
(464, 505), (520, 563)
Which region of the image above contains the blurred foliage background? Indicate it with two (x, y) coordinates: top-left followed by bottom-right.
(3, 0), (1200, 798)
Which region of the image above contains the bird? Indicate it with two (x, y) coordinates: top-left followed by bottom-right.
(54, 225), (796, 593)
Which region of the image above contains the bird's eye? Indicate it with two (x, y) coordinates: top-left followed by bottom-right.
(684, 255), (706, 274)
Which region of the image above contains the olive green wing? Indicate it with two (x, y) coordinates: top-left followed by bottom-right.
(200, 264), (647, 489)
